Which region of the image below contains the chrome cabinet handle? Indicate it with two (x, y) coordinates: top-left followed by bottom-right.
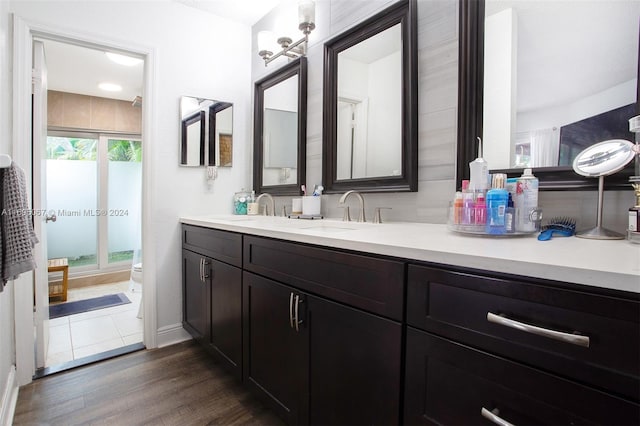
(481, 408), (515, 426)
(199, 258), (203, 282)
(294, 294), (304, 332)
(487, 312), (590, 348)
(202, 260), (210, 280)
(289, 292), (295, 329)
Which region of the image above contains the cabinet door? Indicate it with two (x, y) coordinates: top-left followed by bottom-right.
(209, 258), (242, 379)
(307, 296), (402, 425)
(243, 272), (308, 425)
(183, 249), (209, 341)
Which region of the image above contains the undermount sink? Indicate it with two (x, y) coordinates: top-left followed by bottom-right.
(296, 224), (358, 233)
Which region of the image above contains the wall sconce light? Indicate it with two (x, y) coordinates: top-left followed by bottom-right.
(258, 0), (315, 66)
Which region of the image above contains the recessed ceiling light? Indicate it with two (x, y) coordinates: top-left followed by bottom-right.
(98, 82), (122, 92)
(105, 52), (143, 66)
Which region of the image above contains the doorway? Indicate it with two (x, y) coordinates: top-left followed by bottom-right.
(29, 34), (147, 376)
(44, 131), (144, 369)
(13, 15), (157, 386)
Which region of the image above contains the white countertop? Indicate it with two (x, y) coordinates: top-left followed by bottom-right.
(180, 215), (640, 294)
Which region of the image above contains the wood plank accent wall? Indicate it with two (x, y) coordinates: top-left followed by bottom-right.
(48, 90), (141, 134)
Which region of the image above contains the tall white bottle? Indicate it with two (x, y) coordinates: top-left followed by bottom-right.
(515, 168), (539, 232)
(469, 137), (489, 193)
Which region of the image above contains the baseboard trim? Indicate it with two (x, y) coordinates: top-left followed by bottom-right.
(0, 365), (18, 426)
(156, 323), (191, 348)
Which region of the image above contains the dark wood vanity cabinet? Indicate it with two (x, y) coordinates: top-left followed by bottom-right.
(242, 236), (404, 425)
(182, 225), (243, 379)
(181, 223), (640, 425)
(182, 248), (209, 341)
(404, 264), (640, 425)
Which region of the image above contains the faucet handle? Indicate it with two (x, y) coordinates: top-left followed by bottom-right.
(341, 206), (351, 222)
(261, 205), (268, 216)
(281, 205), (288, 217)
(373, 207), (391, 224)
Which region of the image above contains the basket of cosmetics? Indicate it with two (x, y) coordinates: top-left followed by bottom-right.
(447, 170), (542, 236)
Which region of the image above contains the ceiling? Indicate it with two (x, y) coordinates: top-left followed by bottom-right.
(486, 0), (639, 113)
(42, 0), (281, 104)
(42, 39), (144, 103)
(174, 0), (282, 26)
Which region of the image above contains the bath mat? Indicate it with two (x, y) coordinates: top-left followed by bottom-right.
(49, 293), (131, 319)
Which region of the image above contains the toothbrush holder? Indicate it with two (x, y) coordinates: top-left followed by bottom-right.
(302, 196), (321, 216)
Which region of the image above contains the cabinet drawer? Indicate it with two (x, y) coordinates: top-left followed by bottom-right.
(407, 264), (640, 401)
(404, 328), (640, 426)
(244, 236), (405, 320)
(182, 224), (242, 267)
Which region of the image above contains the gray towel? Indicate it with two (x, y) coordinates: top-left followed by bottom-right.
(1, 162), (39, 287)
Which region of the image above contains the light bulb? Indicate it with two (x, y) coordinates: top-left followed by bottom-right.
(298, 0), (315, 26)
(98, 82), (122, 92)
(258, 30), (274, 53)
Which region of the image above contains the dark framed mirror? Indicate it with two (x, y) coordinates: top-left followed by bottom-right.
(181, 110), (205, 166)
(210, 102), (233, 167)
(253, 57), (307, 196)
(322, 0), (418, 193)
(180, 96), (234, 167)
(458, 0), (639, 190)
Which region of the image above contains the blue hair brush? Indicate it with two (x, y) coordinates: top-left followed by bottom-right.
(538, 217), (576, 241)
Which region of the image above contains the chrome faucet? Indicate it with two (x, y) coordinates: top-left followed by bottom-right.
(339, 190), (365, 222)
(256, 193), (275, 216)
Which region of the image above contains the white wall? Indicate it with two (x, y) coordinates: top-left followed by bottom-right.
(0, 0), (17, 420)
(366, 50), (402, 177)
(518, 79), (637, 132)
(484, 7), (517, 170)
(8, 0), (252, 346)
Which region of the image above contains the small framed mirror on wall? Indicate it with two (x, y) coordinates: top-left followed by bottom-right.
(179, 96), (234, 167)
(322, 0), (418, 193)
(253, 57), (307, 196)
(457, 0), (639, 190)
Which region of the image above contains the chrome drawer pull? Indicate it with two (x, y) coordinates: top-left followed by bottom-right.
(294, 294), (301, 332)
(481, 407), (515, 426)
(199, 258), (204, 282)
(487, 312), (590, 348)
(289, 292), (295, 329)
(202, 260), (210, 280)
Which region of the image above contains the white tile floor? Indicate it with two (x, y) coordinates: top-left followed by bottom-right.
(46, 280), (143, 367)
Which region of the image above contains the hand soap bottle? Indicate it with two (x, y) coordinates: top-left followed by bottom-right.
(486, 173), (508, 234)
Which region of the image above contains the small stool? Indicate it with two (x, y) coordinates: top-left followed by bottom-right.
(48, 258), (69, 302)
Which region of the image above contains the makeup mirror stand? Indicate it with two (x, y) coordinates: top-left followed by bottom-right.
(577, 174), (624, 239)
(572, 139), (637, 239)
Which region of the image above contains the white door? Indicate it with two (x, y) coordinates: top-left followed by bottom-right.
(33, 40), (50, 369)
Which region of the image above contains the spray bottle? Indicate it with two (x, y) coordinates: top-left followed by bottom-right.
(514, 168), (539, 232)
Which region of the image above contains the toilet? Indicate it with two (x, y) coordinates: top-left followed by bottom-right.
(130, 262), (143, 288)
(129, 262), (143, 318)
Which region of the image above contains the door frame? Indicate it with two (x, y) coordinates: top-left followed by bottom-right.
(12, 15), (158, 386)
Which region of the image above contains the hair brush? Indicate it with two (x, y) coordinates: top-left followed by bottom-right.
(538, 217), (576, 241)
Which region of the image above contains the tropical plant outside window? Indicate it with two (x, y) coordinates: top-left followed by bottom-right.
(46, 135), (142, 270)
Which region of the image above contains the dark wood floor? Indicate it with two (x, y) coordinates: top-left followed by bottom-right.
(13, 340), (284, 425)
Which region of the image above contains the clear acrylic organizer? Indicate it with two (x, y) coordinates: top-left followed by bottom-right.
(447, 205), (542, 236)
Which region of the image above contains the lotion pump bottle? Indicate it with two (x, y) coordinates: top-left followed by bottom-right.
(469, 137), (489, 194)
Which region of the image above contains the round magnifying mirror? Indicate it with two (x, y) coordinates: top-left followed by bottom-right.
(572, 139), (636, 239)
(572, 139), (636, 177)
